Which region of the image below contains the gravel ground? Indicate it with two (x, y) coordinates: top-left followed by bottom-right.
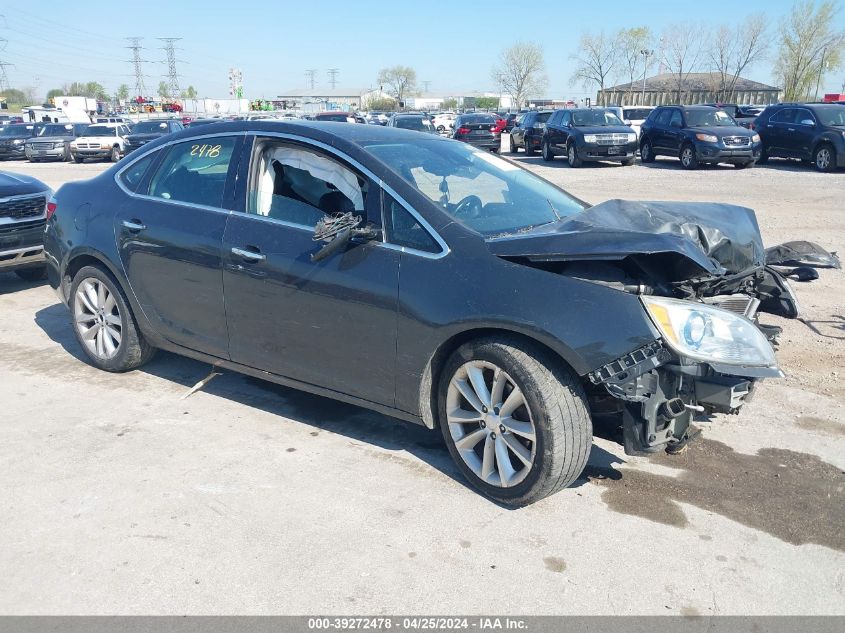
(0, 150), (843, 615)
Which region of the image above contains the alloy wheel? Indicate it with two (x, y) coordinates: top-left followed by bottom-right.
(446, 361), (537, 488)
(641, 143), (650, 161)
(74, 278), (123, 360)
(816, 147), (831, 171)
(681, 147), (693, 167)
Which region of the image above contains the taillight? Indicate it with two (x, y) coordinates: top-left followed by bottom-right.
(46, 199), (57, 220)
(457, 127), (471, 135)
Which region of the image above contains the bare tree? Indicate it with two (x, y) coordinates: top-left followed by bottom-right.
(492, 42), (547, 109)
(617, 27), (653, 105)
(377, 66), (417, 103)
(570, 32), (618, 105)
(710, 14), (769, 101)
(661, 23), (703, 104)
(775, 0), (844, 101)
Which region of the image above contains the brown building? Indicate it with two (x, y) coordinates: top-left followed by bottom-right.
(598, 72), (780, 106)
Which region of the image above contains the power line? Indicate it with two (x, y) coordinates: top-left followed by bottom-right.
(125, 37), (148, 99)
(159, 38), (183, 97)
(305, 68), (317, 90)
(327, 68), (339, 89)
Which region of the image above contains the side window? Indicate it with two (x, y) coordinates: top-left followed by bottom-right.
(147, 136), (237, 208)
(250, 141), (368, 229)
(383, 194), (440, 254)
(120, 152), (157, 192)
(771, 108), (795, 124)
(668, 110), (683, 128)
(795, 109), (815, 125)
(561, 111), (570, 126)
(517, 115), (526, 127)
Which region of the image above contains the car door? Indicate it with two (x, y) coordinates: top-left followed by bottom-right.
(666, 109), (685, 155)
(548, 111), (569, 152)
(789, 107), (817, 160)
(114, 133), (243, 359)
(764, 108), (795, 156)
(647, 109), (670, 152)
(512, 114), (528, 146)
(221, 135), (400, 406)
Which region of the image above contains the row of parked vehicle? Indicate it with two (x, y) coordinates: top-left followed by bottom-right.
(503, 102), (845, 172)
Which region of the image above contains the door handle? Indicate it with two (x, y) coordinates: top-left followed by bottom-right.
(122, 219), (146, 231)
(231, 246), (266, 262)
(787, 128), (795, 132)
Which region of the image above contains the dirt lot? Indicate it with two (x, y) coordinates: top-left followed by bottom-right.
(1, 150), (843, 615)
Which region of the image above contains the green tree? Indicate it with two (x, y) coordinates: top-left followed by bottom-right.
(775, 0), (844, 100)
(65, 81), (109, 101)
(475, 96), (500, 109)
(617, 27), (653, 105)
(0, 88), (26, 105)
(116, 84), (130, 101)
(46, 88), (64, 103)
(441, 97), (458, 110)
(364, 96), (397, 111)
(377, 66), (417, 102)
(181, 85), (198, 99)
(158, 81), (171, 99)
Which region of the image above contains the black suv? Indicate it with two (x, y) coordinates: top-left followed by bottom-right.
(639, 105), (760, 169)
(508, 110), (552, 155)
(124, 119), (184, 154)
(755, 103), (845, 172)
(0, 170), (52, 281)
(541, 108), (637, 167)
(0, 124), (44, 161)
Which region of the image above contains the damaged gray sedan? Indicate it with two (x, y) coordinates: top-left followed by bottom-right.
(44, 122), (830, 506)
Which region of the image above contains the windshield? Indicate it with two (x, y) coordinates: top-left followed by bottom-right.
(363, 139), (585, 236)
(572, 110), (624, 126)
(815, 107), (845, 126)
(84, 126), (117, 137)
(0, 126), (34, 136)
(134, 121), (169, 133)
(38, 124), (74, 136)
(318, 113), (351, 122)
(685, 109), (737, 127)
(394, 116), (435, 132)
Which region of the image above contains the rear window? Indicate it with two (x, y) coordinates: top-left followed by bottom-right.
(317, 113), (351, 122)
(460, 114), (496, 125)
(623, 108), (652, 121)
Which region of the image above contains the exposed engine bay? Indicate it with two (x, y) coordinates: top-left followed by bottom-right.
(487, 199), (841, 455)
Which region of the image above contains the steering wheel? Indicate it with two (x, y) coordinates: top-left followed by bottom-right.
(453, 194), (483, 220)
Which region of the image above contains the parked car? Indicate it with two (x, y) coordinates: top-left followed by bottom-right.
(508, 110), (553, 155)
(314, 111), (360, 123)
(25, 123), (90, 162)
(619, 106), (654, 139)
(432, 113), (456, 134)
(0, 170), (52, 281)
(69, 123), (131, 163)
(754, 103), (845, 172)
(498, 112), (519, 132)
(0, 124), (43, 161)
(44, 121), (798, 505)
(387, 114), (437, 134)
(124, 119), (184, 154)
(639, 105), (761, 169)
(452, 113), (501, 152)
(186, 118), (224, 128)
(541, 108), (637, 167)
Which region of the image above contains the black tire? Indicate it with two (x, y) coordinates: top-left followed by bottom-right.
(69, 265), (156, 372)
(508, 134), (517, 154)
(14, 266), (47, 282)
(679, 143), (699, 170)
(813, 144), (836, 172)
(621, 158), (635, 166)
(756, 147), (769, 164)
(640, 139), (655, 163)
(567, 142), (582, 168)
(438, 336), (592, 506)
(524, 137), (535, 156)
(541, 140), (553, 162)
(63, 146), (72, 162)
(110, 146), (121, 163)
(734, 160), (754, 169)
(74, 155), (84, 164)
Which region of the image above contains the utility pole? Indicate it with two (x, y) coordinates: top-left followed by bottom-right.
(125, 37), (148, 100)
(640, 49), (653, 106)
(327, 68), (339, 89)
(814, 47), (826, 101)
(159, 38), (183, 98)
(305, 69), (317, 90)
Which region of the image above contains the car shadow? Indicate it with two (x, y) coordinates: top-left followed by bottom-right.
(33, 302), (619, 505)
(0, 272), (47, 295)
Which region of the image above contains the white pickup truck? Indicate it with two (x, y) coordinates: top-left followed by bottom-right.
(69, 123), (131, 163)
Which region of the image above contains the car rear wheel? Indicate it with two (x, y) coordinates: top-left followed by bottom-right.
(508, 134), (517, 153)
(439, 337), (592, 507)
(63, 146), (72, 162)
(813, 144), (835, 172)
(70, 265), (155, 372)
(680, 144), (698, 169)
(541, 140), (552, 162)
(640, 139), (655, 163)
(14, 266), (47, 282)
(110, 146), (121, 163)
(524, 138), (536, 156)
(567, 143), (582, 168)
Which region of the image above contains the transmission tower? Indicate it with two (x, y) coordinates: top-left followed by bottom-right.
(125, 37), (148, 99)
(158, 38), (183, 97)
(305, 69), (317, 90)
(0, 20), (11, 92)
(327, 68), (339, 90)
(422, 80), (431, 93)
(228, 68), (243, 98)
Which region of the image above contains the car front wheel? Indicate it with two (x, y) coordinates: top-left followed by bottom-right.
(70, 265), (156, 372)
(439, 337), (592, 506)
(110, 146), (121, 163)
(640, 139), (655, 163)
(567, 143), (582, 168)
(679, 144), (699, 169)
(813, 144), (835, 172)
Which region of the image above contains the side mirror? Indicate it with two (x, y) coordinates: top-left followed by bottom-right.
(799, 119), (815, 126)
(311, 212), (377, 262)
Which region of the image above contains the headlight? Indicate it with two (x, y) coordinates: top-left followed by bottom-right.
(54, 142), (65, 149)
(627, 132), (637, 143)
(695, 133), (718, 143)
(12, 139), (24, 145)
(583, 134), (597, 143)
(641, 296), (777, 367)
(751, 134), (760, 143)
(100, 143), (111, 149)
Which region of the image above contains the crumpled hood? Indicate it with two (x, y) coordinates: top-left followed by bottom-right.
(0, 170), (51, 198)
(486, 199), (765, 280)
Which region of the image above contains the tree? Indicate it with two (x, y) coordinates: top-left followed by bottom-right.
(0, 88), (26, 105)
(441, 97), (458, 110)
(158, 81), (171, 99)
(377, 66), (417, 102)
(775, 0), (845, 101)
(570, 32), (618, 106)
(661, 23), (703, 103)
(116, 84), (130, 101)
(617, 27), (652, 105)
(475, 96), (500, 110)
(710, 14), (769, 101)
(363, 96), (397, 111)
(21, 86), (38, 105)
(181, 85), (197, 99)
(65, 81), (109, 101)
(46, 88), (64, 102)
(492, 42), (547, 110)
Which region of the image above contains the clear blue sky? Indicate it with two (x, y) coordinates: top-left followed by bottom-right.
(2, 0), (843, 100)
